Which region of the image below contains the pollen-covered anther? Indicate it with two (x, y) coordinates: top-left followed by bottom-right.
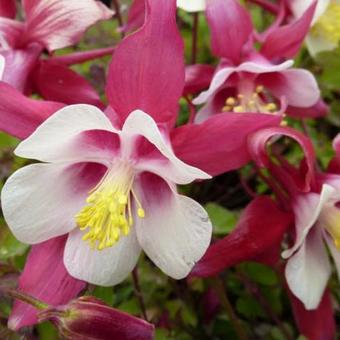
(222, 86), (278, 114)
(312, 3), (340, 44)
(76, 165), (145, 251)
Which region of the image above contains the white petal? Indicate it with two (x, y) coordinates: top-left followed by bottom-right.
(177, 0), (206, 12)
(193, 60), (293, 105)
(282, 184), (335, 258)
(306, 33), (337, 56)
(193, 68), (234, 105)
(1, 163), (104, 244)
(64, 228), (141, 286)
(136, 179), (212, 279)
(290, 0), (329, 23)
(15, 104), (116, 163)
(122, 110), (211, 184)
(285, 227), (331, 310)
(0, 54), (5, 80)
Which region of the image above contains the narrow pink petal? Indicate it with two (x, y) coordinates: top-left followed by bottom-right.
(0, 0), (16, 18)
(171, 112), (281, 177)
(0, 82), (64, 139)
(8, 236), (86, 330)
(286, 98), (328, 118)
(49, 47), (115, 66)
(184, 64), (215, 95)
(260, 69), (320, 107)
(260, 1), (316, 59)
(248, 126), (316, 191)
(0, 18), (24, 47)
(191, 196), (292, 277)
(106, 0), (184, 125)
(34, 61), (104, 109)
(289, 289), (336, 340)
(120, 0), (145, 33)
(1, 44), (42, 92)
(205, 0), (253, 63)
(22, 0), (113, 51)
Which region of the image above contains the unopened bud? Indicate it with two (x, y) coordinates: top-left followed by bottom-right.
(38, 296), (154, 340)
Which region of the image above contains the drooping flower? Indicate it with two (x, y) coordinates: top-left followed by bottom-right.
(247, 127), (340, 311)
(288, 0), (340, 55)
(177, 0), (206, 12)
(191, 0), (324, 121)
(38, 296), (155, 340)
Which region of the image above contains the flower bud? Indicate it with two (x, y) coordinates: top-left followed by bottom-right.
(38, 296), (154, 340)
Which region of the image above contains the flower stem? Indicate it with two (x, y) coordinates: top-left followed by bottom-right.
(132, 267), (148, 321)
(191, 13), (199, 64)
(211, 277), (248, 340)
(112, 0), (125, 38)
(7, 289), (49, 310)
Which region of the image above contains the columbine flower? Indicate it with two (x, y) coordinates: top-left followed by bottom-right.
(39, 296), (154, 340)
(282, 179), (340, 310)
(289, 0), (340, 55)
(191, 0), (323, 122)
(1, 105), (212, 286)
(0, 0), (113, 92)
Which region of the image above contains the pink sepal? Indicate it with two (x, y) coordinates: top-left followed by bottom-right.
(33, 61), (104, 109)
(260, 2), (316, 59)
(107, 0), (184, 125)
(191, 196), (292, 277)
(289, 288), (336, 340)
(0, 0), (16, 18)
(8, 236), (86, 330)
(171, 112), (281, 176)
(0, 82), (64, 139)
(184, 64), (215, 95)
(205, 0), (253, 64)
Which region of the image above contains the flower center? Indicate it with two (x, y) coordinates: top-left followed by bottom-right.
(311, 2), (340, 45)
(75, 162), (145, 251)
(222, 85), (277, 114)
(320, 205), (340, 250)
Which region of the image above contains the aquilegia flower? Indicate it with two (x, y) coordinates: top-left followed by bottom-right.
(1, 105), (212, 286)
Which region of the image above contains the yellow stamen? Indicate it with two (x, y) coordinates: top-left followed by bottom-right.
(76, 163), (145, 251)
(311, 3), (340, 45)
(320, 205), (340, 250)
(222, 86), (278, 114)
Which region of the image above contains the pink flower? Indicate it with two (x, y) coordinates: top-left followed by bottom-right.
(38, 296), (154, 340)
(0, 0), (113, 92)
(191, 0), (324, 121)
(1, 104), (213, 285)
(0, 0), (282, 329)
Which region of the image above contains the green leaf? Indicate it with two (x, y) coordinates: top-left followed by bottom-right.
(242, 263), (278, 286)
(0, 225), (28, 260)
(204, 202), (238, 235)
(92, 286), (114, 305)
